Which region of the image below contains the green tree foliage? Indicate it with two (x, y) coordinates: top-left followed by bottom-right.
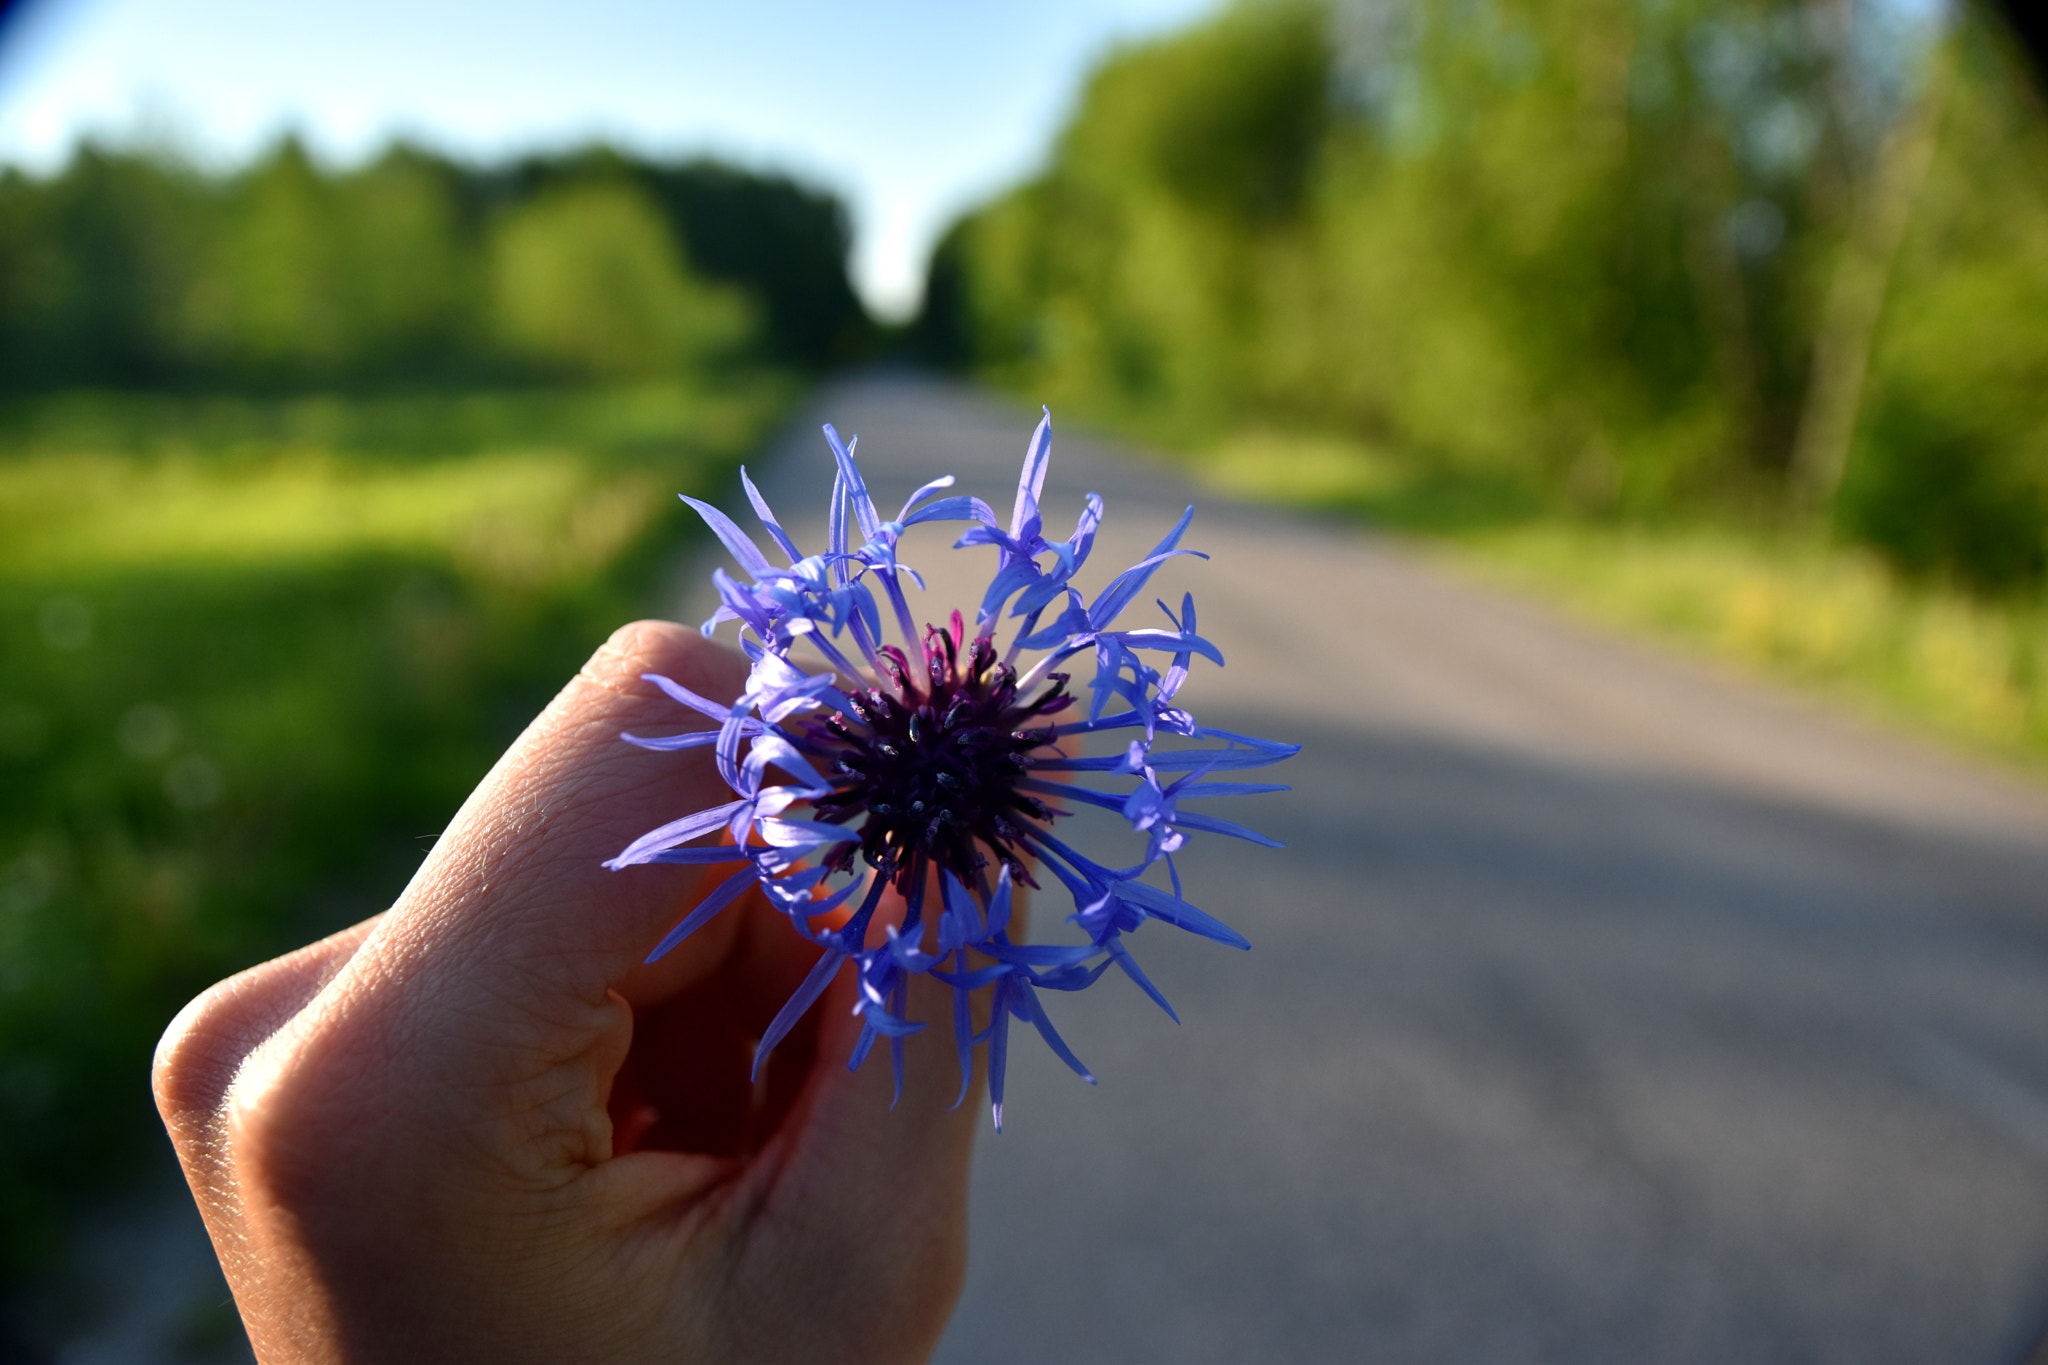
(635, 159), (873, 366)
(1839, 19), (2048, 591)
(0, 139), (870, 391)
(492, 147), (875, 367)
(488, 180), (753, 378)
(920, 0), (2048, 594)
(178, 140), (483, 383)
(0, 147), (210, 387)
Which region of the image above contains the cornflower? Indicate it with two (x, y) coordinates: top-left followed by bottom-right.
(606, 412), (1297, 1127)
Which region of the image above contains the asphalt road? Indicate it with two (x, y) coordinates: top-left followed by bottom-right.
(692, 374), (2048, 1365)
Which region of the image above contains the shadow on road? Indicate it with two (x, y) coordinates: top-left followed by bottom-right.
(934, 709), (2048, 1364)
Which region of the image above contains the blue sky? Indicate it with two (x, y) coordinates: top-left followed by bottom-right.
(0, 0), (1217, 318)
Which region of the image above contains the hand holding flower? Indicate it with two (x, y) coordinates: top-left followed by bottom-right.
(152, 410), (1296, 1360)
(153, 621), (975, 1364)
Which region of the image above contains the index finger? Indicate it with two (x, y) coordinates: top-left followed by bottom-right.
(369, 620), (750, 1018)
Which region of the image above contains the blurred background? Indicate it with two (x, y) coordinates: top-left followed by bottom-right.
(3, 0), (2048, 1358)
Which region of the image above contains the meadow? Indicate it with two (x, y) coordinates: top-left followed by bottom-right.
(0, 376), (794, 1272)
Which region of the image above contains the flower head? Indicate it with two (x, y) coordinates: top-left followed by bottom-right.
(607, 411), (1297, 1128)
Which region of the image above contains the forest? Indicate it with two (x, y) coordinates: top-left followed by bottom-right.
(0, 138), (872, 386)
(919, 0), (2048, 600)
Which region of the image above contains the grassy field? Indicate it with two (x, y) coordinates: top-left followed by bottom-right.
(1192, 431), (2048, 775)
(0, 377), (796, 1276)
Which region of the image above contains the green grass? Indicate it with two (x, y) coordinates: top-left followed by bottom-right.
(0, 376), (797, 1276)
(1190, 430), (2048, 773)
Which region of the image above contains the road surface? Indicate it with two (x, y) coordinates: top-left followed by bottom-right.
(694, 374), (2048, 1365)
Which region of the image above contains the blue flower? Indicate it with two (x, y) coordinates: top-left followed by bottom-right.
(607, 410), (1298, 1129)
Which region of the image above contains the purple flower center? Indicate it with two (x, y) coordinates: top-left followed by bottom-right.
(806, 612), (1072, 894)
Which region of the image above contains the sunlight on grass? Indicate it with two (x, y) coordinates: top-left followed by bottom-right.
(1189, 433), (2048, 770)
(0, 449), (662, 586)
(1450, 523), (2047, 762)
(1196, 431), (1404, 507)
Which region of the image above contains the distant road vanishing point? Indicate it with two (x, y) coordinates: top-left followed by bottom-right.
(686, 374), (2048, 1365)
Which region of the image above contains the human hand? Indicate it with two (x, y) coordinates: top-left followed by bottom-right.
(153, 621), (978, 1363)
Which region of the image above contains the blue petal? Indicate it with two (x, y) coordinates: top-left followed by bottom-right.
(1032, 748), (1285, 772)
(740, 466), (803, 563)
(985, 865), (1015, 940)
(950, 969), (975, 1109)
(1018, 778), (1127, 814)
(988, 981), (1012, 1132)
(1065, 492), (1104, 562)
(1106, 936), (1180, 1023)
(774, 871), (865, 925)
(938, 871), (985, 954)
(753, 947), (848, 1081)
(1009, 407), (1053, 540)
(1050, 710), (1148, 737)
(822, 424), (883, 541)
(743, 734), (832, 793)
(953, 523), (1017, 551)
(856, 1002), (928, 1038)
(1017, 600), (1093, 649)
(1167, 810), (1285, 847)
(680, 494), (775, 580)
(896, 474), (956, 520)
(1013, 979), (1096, 1084)
(641, 846), (755, 866)
(931, 962), (1013, 990)
(1013, 573), (1078, 618)
(1087, 506), (1197, 627)
(1107, 628), (1225, 665)
(1021, 956), (1115, 992)
(979, 558), (1045, 622)
(604, 799), (749, 868)
(620, 729), (720, 751)
(827, 468), (850, 562)
(755, 816), (861, 849)
(1111, 877), (1251, 950)
(1026, 753), (1146, 772)
(904, 494), (997, 527)
(640, 672), (734, 721)
(989, 941), (1104, 966)
(847, 1019), (880, 1071)
(644, 864), (762, 963)
(1192, 726), (1303, 761)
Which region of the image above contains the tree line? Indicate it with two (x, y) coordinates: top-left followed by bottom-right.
(916, 0), (2048, 596)
(0, 138), (873, 390)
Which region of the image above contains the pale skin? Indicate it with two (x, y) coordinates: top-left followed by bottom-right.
(152, 621), (981, 1363)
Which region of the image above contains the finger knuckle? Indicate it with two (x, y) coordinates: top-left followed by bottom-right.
(152, 970), (282, 1130)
